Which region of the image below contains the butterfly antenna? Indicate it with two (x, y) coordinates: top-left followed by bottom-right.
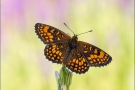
(64, 23), (75, 35)
(77, 30), (92, 36)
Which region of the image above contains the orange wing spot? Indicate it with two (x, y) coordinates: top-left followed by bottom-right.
(99, 51), (104, 58)
(81, 61), (84, 65)
(99, 54), (103, 58)
(59, 52), (62, 56)
(74, 68), (77, 71)
(102, 61), (105, 63)
(56, 51), (59, 54)
(67, 62), (70, 65)
(81, 69), (84, 72)
(47, 33), (51, 36)
(89, 46), (92, 51)
(50, 54), (53, 56)
(48, 56), (51, 58)
(101, 51), (104, 55)
(70, 66), (73, 69)
(44, 26), (49, 32)
(57, 37), (60, 41)
(94, 55), (98, 58)
(93, 59), (96, 62)
(88, 57), (91, 60)
(46, 40), (49, 42)
(94, 49), (98, 54)
(106, 58), (109, 61)
(56, 31), (60, 35)
(84, 45), (87, 48)
(104, 56), (107, 59)
(39, 30), (43, 33)
(50, 29), (55, 33)
(61, 35), (64, 37)
(82, 66), (84, 68)
(49, 47), (52, 50)
(78, 58), (82, 60)
(45, 36), (48, 39)
(75, 65), (78, 67)
(91, 55), (94, 58)
(46, 49), (49, 52)
(90, 61), (93, 64)
(52, 45), (56, 47)
(73, 59), (76, 63)
(100, 59), (103, 61)
(48, 51), (51, 53)
(52, 50), (56, 53)
(43, 33), (46, 36)
(79, 62), (82, 66)
(49, 39), (53, 42)
(46, 53), (49, 55)
(49, 35), (53, 38)
(60, 59), (62, 62)
(51, 57), (54, 60)
(84, 63), (87, 66)
(76, 60), (78, 64)
(57, 57), (60, 59)
(99, 61), (101, 64)
(84, 50), (87, 53)
(78, 67), (81, 69)
(82, 58), (85, 62)
(84, 67), (87, 70)
(40, 34), (43, 37)
(71, 63), (74, 66)
(53, 54), (56, 57)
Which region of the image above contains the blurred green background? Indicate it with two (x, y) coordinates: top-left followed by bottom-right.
(1, 0), (134, 90)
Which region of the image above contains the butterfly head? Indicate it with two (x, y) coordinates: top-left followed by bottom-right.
(72, 35), (78, 40)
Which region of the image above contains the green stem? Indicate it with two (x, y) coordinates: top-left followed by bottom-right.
(55, 65), (73, 90)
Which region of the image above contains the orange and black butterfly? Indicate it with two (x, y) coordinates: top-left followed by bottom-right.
(34, 23), (112, 74)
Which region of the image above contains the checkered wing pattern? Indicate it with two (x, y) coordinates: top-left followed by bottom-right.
(65, 48), (89, 74)
(35, 23), (112, 74)
(78, 41), (112, 67)
(44, 43), (69, 64)
(35, 23), (71, 44)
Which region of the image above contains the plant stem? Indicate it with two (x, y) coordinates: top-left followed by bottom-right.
(55, 65), (73, 90)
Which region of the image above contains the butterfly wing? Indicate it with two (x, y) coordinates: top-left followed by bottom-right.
(78, 41), (112, 67)
(65, 48), (89, 74)
(44, 43), (69, 64)
(35, 23), (71, 44)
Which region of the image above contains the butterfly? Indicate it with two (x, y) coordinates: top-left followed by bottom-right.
(34, 23), (112, 74)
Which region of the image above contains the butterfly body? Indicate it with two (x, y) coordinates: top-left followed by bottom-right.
(35, 23), (112, 74)
(63, 35), (78, 64)
(69, 35), (78, 48)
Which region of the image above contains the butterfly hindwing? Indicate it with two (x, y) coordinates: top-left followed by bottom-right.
(65, 48), (89, 74)
(44, 43), (69, 64)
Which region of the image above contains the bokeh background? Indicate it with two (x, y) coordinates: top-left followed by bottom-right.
(1, 0), (134, 90)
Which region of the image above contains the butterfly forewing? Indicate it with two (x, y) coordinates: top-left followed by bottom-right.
(78, 41), (112, 67)
(35, 23), (71, 44)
